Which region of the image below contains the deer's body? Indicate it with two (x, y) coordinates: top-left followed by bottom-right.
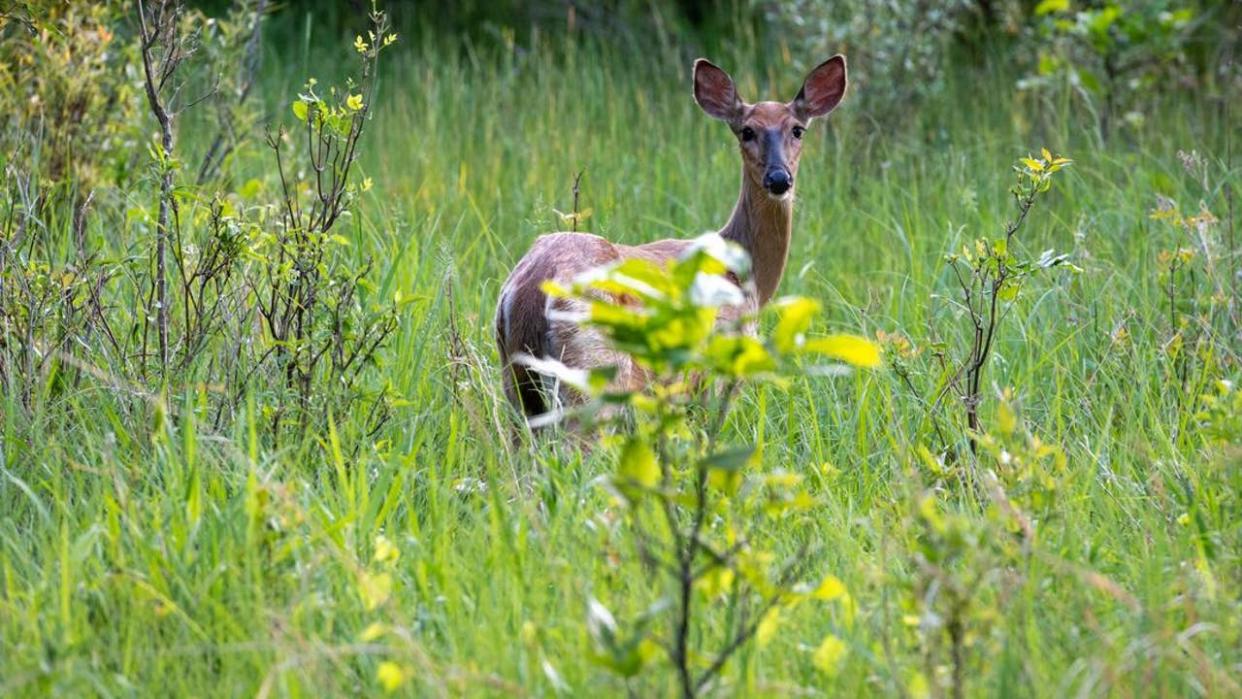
(496, 57), (847, 420)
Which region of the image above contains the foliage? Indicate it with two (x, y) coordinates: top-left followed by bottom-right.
(1019, 1), (1201, 136)
(531, 236), (879, 696)
(757, 0), (977, 118)
(0, 1), (402, 437)
(0, 2), (142, 205)
(1, 2), (1241, 698)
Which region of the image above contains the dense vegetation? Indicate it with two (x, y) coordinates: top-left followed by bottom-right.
(1, 1), (1239, 696)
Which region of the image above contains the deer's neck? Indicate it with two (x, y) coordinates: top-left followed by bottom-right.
(719, 172), (794, 306)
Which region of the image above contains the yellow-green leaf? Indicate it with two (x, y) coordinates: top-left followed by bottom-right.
(1035, 0), (1069, 15)
(707, 335), (775, 377)
(756, 607), (781, 647)
(373, 534), (400, 565)
(697, 566), (735, 599)
(540, 279), (570, 298)
(773, 297), (821, 353)
(619, 438), (660, 489)
(812, 634), (848, 676)
(358, 570), (392, 610)
(291, 100), (308, 122)
(360, 622), (387, 642)
(997, 401), (1018, 435)
(376, 661), (411, 692)
(909, 671), (931, 699)
(801, 334), (882, 368)
(239, 178), (262, 199)
(812, 574), (847, 601)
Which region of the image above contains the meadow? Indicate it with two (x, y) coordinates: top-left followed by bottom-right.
(1, 3), (1239, 697)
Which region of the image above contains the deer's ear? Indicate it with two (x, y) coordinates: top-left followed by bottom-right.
(791, 55), (847, 121)
(693, 59), (743, 123)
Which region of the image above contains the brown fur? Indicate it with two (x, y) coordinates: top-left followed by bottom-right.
(496, 56), (848, 420)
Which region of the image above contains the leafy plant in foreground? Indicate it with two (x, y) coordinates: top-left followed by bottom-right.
(527, 235), (879, 696)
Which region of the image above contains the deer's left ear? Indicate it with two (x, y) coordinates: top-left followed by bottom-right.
(791, 55), (847, 121)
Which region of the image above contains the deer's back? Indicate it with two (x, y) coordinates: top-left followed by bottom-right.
(496, 232), (754, 416)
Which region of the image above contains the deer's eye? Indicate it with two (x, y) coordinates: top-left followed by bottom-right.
(791, 125), (805, 139)
(739, 127), (756, 142)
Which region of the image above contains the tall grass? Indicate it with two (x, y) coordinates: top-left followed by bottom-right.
(2, 16), (1238, 698)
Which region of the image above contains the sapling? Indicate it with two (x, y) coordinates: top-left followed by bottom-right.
(258, 7), (401, 431)
(524, 235), (878, 696)
(938, 150), (1074, 456)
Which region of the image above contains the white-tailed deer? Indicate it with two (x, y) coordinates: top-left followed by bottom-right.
(496, 56), (848, 420)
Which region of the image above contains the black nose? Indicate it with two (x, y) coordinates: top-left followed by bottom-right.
(764, 170), (792, 195)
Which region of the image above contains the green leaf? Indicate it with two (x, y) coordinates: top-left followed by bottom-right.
(800, 334), (882, 368)
(1076, 68), (1102, 94)
(707, 466), (743, 495)
(1088, 7), (1121, 37)
(700, 446), (756, 472)
(1037, 52), (1059, 76)
(619, 438), (660, 489)
(697, 566), (735, 598)
(605, 257), (673, 300)
(291, 100), (308, 122)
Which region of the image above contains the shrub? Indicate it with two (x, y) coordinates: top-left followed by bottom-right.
(0, 1), (402, 442)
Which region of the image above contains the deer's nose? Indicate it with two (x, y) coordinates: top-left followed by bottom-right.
(763, 170), (792, 195)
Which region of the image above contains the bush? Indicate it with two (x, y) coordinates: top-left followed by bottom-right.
(0, 1), (402, 440)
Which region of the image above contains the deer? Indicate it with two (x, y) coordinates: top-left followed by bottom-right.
(495, 56), (848, 422)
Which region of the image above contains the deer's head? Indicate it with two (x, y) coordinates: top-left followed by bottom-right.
(693, 56), (847, 200)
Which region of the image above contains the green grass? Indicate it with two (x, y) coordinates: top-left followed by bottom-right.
(2, 21), (1240, 698)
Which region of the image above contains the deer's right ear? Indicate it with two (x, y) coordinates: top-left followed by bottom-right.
(693, 59), (742, 123)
